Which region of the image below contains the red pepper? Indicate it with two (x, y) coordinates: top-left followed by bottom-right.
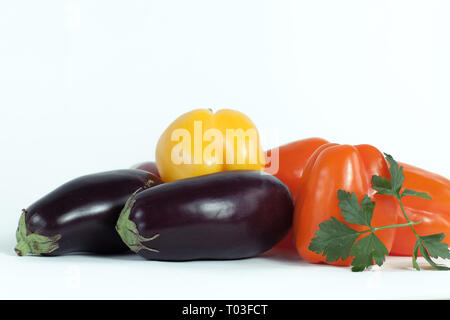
(265, 137), (329, 201)
(391, 162), (450, 255)
(265, 138), (329, 249)
(267, 138), (450, 258)
(292, 143), (399, 265)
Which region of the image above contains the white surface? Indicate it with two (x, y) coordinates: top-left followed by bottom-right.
(1, 0), (450, 300)
(1, 246), (450, 300)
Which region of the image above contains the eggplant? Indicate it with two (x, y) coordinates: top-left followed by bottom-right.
(15, 169), (162, 256)
(116, 170), (293, 261)
(131, 161), (160, 178)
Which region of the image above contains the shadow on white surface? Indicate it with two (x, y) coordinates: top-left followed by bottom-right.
(259, 247), (303, 263)
(2, 231), (305, 263)
(2, 228), (447, 273)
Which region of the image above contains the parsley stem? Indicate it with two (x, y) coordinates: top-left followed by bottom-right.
(357, 220), (422, 235)
(395, 195), (422, 239)
(371, 220), (422, 232)
(354, 195), (423, 237)
(395, 195), (429, 270)
(372, 219), (422, 232)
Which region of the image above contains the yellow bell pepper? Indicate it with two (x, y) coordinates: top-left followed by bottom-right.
(156, 109), (266, 182)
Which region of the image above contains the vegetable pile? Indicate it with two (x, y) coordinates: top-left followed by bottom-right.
(15, 109), (450, 272)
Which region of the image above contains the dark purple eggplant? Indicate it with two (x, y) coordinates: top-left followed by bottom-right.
(15, 169), (162, 256)
(116, 170), (293, 261)
(130, 161), (160, 178)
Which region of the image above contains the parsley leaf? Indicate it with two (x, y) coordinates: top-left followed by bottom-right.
(371, 175), (394, 196)
(308, 217), (359, 263)
(401, 189), (432, 200)
(350, 233), (389, 272)
(338, 191), (374, 227)
(384, 153), (405, 194)
(310, 190), (388, 271)
(372, 153), (432, 201)
(415, 234), (450, 270)
(420, 233), (450, 259)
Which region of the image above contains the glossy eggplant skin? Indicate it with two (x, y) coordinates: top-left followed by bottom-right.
(117, 170), (294, 261)
(131, 161), (160, 178)
(15, 169), (162, 256)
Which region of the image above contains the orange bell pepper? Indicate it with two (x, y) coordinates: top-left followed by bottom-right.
(156, 109), (265, 182)
(390, 163), (450, 255)
(265, 137), (329, 201)
(292, 143), (399, 265)
(265, 137), (329, 249)
(267, 138), (450, 257)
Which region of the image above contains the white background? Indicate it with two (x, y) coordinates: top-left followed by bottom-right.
(1, 0), (450, 300)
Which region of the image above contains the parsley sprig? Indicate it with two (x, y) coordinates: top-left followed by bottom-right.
(309, 154), (450, 272)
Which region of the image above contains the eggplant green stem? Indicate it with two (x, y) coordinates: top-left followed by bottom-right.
(15, 209), (61, 256)
(115, 192), (160, 254)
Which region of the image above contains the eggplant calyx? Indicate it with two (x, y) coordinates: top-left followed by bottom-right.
(144, 174), (160, 188)
(15, 209), (61, 256)
(116, 196), (160, 254)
